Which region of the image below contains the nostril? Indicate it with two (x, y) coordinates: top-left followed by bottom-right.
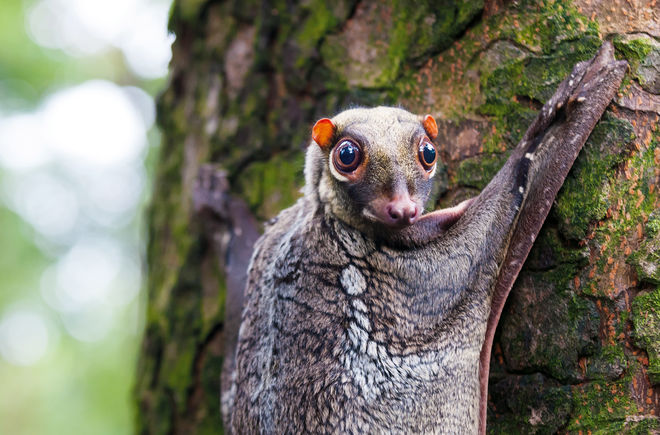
(387, 205), (401, 221)
(402, 206), (418, 223)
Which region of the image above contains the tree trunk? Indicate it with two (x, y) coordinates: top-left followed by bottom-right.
(135, 0), (660, 433)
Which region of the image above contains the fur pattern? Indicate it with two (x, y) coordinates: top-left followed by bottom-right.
(224, 107), (516, 433)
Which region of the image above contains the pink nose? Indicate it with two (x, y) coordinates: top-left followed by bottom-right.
(385, 197), (419, 225)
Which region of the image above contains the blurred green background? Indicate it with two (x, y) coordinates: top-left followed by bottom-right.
(0, 0), (172, 433)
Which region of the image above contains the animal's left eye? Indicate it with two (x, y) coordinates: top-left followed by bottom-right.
(418, 139), (437, 171)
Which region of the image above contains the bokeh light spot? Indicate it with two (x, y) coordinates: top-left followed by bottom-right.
(42, 80), (147, 167)
(0, 309), (50, 366)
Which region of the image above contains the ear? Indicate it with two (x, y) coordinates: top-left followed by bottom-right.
(422, 114), (438, 140)
(312, 118), (336, 150)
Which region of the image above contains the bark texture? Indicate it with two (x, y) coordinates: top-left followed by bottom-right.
(136, 0), (660, 433)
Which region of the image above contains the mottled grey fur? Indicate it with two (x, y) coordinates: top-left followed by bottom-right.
(220, 43), (626, 434)
(223, 106), (509, 433)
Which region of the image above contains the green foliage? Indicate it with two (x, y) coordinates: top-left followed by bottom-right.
(0, 1), (167, 434)
(0, 0), (139, 107)
(0, 206), (47, 307)
(0, 330), (138, 435)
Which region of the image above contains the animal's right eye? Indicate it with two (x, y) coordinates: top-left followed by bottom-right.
(333, 140), (362, 173)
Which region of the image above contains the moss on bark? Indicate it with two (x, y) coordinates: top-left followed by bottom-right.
(137, 0), (660, 432)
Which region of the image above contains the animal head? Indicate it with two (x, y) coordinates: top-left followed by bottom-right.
(304, 106), (440, 237)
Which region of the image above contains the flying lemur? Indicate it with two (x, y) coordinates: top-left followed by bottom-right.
(208, 43), (626, 433)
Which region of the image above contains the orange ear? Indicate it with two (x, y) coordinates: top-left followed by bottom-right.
(312, 118), (335, 150)
(422, 114), (438, 140)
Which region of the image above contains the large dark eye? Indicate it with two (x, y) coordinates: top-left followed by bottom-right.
(418, 139), (437, 171)
(333, 140), (362, 173)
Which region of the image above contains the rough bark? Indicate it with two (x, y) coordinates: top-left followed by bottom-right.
(136, 0), (660, 433)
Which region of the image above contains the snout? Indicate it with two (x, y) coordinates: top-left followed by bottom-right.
(364, 194), (421, 228)
(385, 196), (419, 226)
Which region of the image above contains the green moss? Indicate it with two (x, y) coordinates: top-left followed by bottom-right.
(385, 9), (411, 85)
(470, 0), (598, 55)
(613, 35), (659, 92)
(613, 35), (654, 64)
(628, 209), (660, 285)
(168, 0), (207, 29)
(628, 418), (660, 434)
(201, 252), (227, 337)
(526, 226), (590, 271)
(150, 391), (175, 434)
(197, 353), (225, 434)
(160, 246), (206, 403)
(399, 0), (603, 120)
(296, 1), (339, 48)
(495, 40), (591, 114)
(320, 0), (486, 90)
(567, 377), (638, 432)
(392, 0), (485, 62)
(479, 60), (526, 117)
(500, 199), (637, 385)
(147, 106), (199, 320)
(236, 151), (305, 220)
(568, 368), (660, 432)
(525, 36), (601, 101)
(500, 263), (601, 383)
(554, 114), (635, 240)
(584, 126), (660, 296)
(646, 211), (660, 239)
(455, 152), (509, 190)
(318, 40), (350, 88)
(585, 343), (627, 381)
(486, 106), (537, 153)
(318, 2), (399, 89)
(632, 288), (660, 384)
(478, 34), (602, 156)
(144, 239), (212, 417)
(487, 374), (572, 434)
(628, 240), (660, 286)
(293, 0), (355, 70)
